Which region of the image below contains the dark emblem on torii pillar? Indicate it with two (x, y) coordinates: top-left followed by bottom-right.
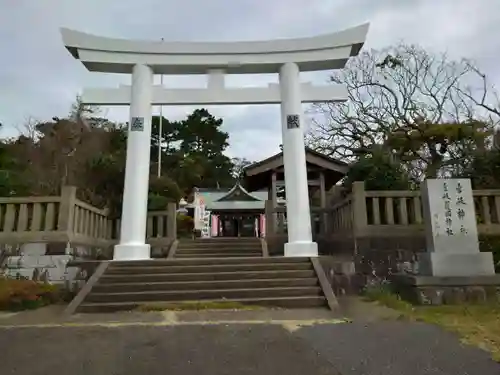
(287, 114), (300, 129)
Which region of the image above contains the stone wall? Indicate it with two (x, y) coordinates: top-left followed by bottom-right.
(353, 235), (425, 276)
(1, 242), (108, 291)
(317, 255), (366, 296)
(1, 242), (172, 288)
(390, 274), (500, 305)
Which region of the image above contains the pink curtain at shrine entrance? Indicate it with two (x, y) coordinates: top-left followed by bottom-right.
(260, 214), (266, 238)
(211, 214), (218, 237)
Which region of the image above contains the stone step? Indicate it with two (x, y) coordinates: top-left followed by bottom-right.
(179, 238), (260, 241)
(106, 262), (313, 275)
(78, 295), (327, 313)
(177, 245), (261, 251)
(99, 269), (317, 283)
(176, 244), (261, 248)
(93, 278), (319, 293)
(86, 286), (323, 303)
(175, 253), (262, 258)
(176, 251), (262, 256)
(176, 246), (261, 251)
(181, 238), (260, 242)
(176, 249), (262, 252)
(110, 257), (309, 267)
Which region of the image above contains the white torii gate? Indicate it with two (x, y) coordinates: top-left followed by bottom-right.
(60, 24), (369, 261)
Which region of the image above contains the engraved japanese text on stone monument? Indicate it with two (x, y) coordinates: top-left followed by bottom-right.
(420, 178), (495, 276)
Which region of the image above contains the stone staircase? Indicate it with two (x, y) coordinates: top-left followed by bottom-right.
(174, 237), (262, 258)
(76, 257), (329, 313)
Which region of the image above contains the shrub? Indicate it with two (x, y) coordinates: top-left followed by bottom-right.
(177, 214), (194, 237)
(147, 193), (171, 211)
(0, 277), (60, 311)
(478, 235), (500, 272)
(363, 281), (412, 311)
(343, 151), (413, 191)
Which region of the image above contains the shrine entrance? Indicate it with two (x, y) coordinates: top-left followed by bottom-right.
(218, 214), (260, 237)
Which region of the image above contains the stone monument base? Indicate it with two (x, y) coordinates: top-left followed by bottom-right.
(390, 274), (500, 305)
(418, 252), (496, 277)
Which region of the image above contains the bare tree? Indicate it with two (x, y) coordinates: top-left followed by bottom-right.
(458, 60), (500, 121)
(8, 116), (113, 197)
(14, 116), (40, 141)
(307, 43), (499, 178)
(231, 157), (254, 181)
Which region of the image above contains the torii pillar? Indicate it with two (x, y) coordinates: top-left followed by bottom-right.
(114, 64), (154, 260)
(279, 62), (316, 256)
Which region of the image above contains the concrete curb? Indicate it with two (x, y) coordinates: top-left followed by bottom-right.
(310, 258), (339, 311)
(260, 238), (269, 258)
(63, 261), (109, 316)
(167, 240), (179, 259)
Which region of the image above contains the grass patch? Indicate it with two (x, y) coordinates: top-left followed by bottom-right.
(136, 300), (264, 312)
(363, 284), (500, 362)
(363, 283), (413, 312)
(413, 304), (500, 361)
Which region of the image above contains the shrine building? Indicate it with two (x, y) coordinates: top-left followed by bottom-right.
(191, 148), (349, 238)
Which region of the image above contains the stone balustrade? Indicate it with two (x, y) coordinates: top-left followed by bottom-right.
(0, 186), (177, 285)
(264, 182), (500, 271)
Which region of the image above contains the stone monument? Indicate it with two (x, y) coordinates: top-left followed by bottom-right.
(391, 178), (500, 305)
(419, 178), (495, 277)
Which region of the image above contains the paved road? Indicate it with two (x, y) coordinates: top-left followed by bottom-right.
(0, 321), (498, 375)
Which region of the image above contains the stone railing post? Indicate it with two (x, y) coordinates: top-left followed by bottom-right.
(264, 200), (275, 237)
(167, 202), (177, 239)
(57, 186), (77, 236)
(101, 208), (111, 240)
(351, 181), (368, 236)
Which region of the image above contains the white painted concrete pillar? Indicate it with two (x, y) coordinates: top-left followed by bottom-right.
(279, 62), (318, 257)
(114, 64), (154, 261)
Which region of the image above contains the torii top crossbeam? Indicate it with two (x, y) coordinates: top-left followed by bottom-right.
(60, 24), (369, 75)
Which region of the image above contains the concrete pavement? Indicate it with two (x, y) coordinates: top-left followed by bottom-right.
(1, 321), (499, 375)
(0, 300), (498, 374)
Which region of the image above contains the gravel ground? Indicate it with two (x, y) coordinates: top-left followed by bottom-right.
(0, 321), (498, 375)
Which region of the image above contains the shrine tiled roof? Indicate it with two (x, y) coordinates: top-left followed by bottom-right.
(196, 183), (267, 211)
(208, 201), (265, 210)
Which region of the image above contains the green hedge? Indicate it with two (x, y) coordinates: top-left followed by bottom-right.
(479, 235), (500, 272)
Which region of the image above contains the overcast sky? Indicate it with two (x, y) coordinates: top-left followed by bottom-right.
(1, 0), (499, 162)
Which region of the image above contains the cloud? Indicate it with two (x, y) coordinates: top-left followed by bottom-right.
(1, 0), (499, 161)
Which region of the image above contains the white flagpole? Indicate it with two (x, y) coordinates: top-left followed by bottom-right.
(157, 37), (164, 177)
